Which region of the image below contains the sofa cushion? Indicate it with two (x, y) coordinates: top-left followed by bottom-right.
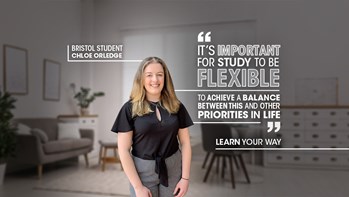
(31, 128), (49, 143)
(58, 123), (80, 140)
(17, 123), (32, 135)
(43, 139), (92, 154)
(15, 118), (58, 141)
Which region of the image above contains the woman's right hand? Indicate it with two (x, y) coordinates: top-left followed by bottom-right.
(135, 185), (152, 197)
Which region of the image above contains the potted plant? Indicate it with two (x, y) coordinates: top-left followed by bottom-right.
(0, 91), (17, 185)
(73, 86), (105, 115)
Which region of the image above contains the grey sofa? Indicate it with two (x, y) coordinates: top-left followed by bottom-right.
(10, 118), (94, 178)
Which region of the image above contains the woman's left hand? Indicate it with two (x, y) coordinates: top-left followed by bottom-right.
(173, 178), (189, 197)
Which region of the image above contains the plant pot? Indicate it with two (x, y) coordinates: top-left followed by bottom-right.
(0, 163), (6, 186)
(80, 108), (89, 116)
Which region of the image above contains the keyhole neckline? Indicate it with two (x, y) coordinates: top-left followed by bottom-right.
(148, 100), (161, 106)
(147, 101), (162, 122)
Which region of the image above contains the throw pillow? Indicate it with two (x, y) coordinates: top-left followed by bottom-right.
(31, 128), (49, 143)
(58, 123), (80, 140)
(17, 123), (32, 135)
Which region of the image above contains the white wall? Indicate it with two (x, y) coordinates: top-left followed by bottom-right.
(0, 0), (83, 117)
(253, 0), (349, 105)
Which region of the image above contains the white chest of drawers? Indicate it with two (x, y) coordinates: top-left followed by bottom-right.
(264, 106), (349, 169)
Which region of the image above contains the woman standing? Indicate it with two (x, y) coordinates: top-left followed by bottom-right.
(111, 57), (193, 197)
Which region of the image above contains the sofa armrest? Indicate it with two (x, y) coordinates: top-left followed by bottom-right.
(13, 135), (44, 164)
(80, 129), (94, 142)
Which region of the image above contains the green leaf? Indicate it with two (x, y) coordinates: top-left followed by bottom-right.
(72, 87), (105, 109)
(0, 91), (17, 159)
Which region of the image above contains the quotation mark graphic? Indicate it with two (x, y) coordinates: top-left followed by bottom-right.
(267, 121), (281, 132)
(198, 31), (211, 42)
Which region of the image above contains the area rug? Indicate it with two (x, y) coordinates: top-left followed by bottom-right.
(32, 160), (260, 197)
(34, 164), (130, 196)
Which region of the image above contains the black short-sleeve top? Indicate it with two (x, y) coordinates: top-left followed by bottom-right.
(111, 100), (193, 186)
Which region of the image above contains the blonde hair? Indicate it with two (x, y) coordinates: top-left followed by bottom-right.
(130, 57), (180, 117)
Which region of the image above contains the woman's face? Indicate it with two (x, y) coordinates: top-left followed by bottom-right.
(143, 63), (165, 100)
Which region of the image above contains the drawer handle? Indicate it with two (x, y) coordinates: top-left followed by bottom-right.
(330, 146), (337, 148)
(312, 145), (318, 148)
(294, 145), (300, 148)
(293, 111), (300, 116)
(330, 134), (337, 139)
(293, 122), (300, 127)
(330, 111), (336, 116)
(330, 157), (337, 162)
(312, 134), (319, 139)
(313, 157), (319, 161)
(312, 122), (318, 127)
(294, 156), (300, 161)
(294, 133), (300, 138)
(276, 156), (283, 160)
(330, 123), (337, 127)
(312, 111), (318, 116)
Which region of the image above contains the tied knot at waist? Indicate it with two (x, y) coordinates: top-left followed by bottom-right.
(155, 155), (168, 187)
(134, 150), (178, 187)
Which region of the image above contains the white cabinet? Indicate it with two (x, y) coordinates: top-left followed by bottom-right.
(264, 106), (349, 169)
(58, 115), (98, 158)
